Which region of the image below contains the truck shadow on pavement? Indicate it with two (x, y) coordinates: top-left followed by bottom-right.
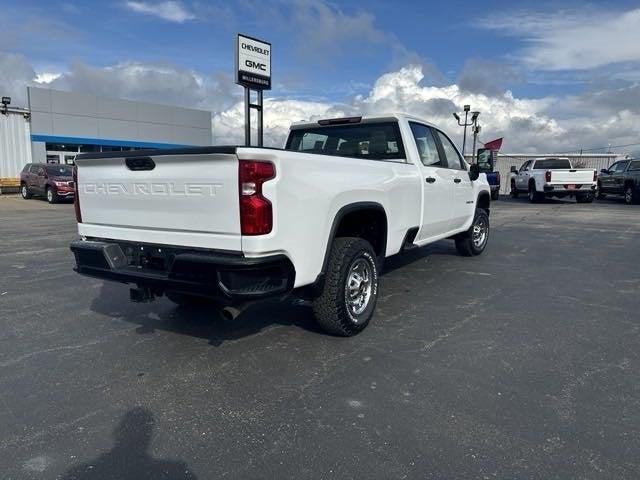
(90, 283), (325, 346)
(60, 407), (198, 479)
(89, 242), (462, 345)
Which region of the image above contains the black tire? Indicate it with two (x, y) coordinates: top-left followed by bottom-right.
(528, 183), (543, 203)
(596, 182), (605, 199)
(312, 237), (379, 337)
(46, 187), (58, 204)
(455, 208), (490, 257)
(624, 186), (638, 205)
(491, 189), (499, 201)
(576, 194), (594, 204)
(20, 183), (32, 199)
(166, 292), (215, 307)
(510, 180), (519, 198)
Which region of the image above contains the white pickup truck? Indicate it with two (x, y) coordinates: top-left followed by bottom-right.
(70, 114), (491, 336)
(509, 157), (597, 203)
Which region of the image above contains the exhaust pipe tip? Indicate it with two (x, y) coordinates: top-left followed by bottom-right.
(221, 306), (242, 321)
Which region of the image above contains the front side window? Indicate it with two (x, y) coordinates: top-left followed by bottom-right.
(436, 131), (464, 170)
(409, 123), (442, 167)
(286, 122), (405, 160)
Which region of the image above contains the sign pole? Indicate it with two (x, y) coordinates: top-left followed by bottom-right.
(244, 87), (251, 147)
(257, 90), (263, 147)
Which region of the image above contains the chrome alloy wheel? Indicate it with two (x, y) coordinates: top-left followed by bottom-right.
(472, 216), (488, 249)
(21, 185), (28, 198)
(47, 189), (53, 202)
(345, 257), (373, 319)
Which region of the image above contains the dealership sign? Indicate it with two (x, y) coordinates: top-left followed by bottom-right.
(236, 34), (271, 90)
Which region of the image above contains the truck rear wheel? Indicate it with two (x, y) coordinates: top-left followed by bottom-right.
(528, 184), (543, 203)
(624, 186), (638, 205)
(510, 180), (519, 198)
(455, 208), (489, 257)
(313, 237), (379, 337)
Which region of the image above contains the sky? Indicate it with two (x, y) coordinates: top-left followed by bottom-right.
(1, 0), (640, 155)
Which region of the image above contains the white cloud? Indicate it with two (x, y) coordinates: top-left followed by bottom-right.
(2, 51), (638, 156)
(214, 65), (640, 156)
(124, 1), (195, 23)
(482, 7), (640, 71)
(35, 72), (62, 84)
(213, 99), (348, 146)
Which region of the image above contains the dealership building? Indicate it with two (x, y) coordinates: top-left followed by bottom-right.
(0, 87), (212, 180)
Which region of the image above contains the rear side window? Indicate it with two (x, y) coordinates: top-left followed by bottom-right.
(533, 159), (571, 169)
(436, 131), (465, 170)
(286, 122), (405, 160)
(629, 161), (640, 171)
(409, 123), (442, 167)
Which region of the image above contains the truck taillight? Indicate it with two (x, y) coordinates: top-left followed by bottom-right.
(545, 170), (552, 182)
(239, 160), (275, 235)
(73, 166), (82, 223)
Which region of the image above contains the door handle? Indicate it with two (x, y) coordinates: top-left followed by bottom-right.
(454, 178), (462, 183)
(425, 177), (436, 183)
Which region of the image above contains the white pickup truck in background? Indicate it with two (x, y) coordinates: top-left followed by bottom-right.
(509, 157), (597, 203)
(70, 114), (491, 336)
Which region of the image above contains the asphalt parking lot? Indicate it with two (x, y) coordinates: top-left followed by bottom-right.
(1, 195), (639, 479)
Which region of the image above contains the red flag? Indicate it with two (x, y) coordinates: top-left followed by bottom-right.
(483, 138), (503, 151)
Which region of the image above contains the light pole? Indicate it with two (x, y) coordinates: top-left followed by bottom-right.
(472, 123), (481, 164)
(453, 105), (480, 157)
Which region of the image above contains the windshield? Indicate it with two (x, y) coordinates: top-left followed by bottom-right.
(533, 159), (571, 169)
(46, 165), (73, 176)
(285, 122), (405, 160)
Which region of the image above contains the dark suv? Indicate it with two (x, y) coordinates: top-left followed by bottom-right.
(597, 159), (640, 205)
(20, 163), (75, 204)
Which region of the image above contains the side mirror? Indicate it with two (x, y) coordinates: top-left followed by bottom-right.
(469, 163), (480, 181)
(600, 169), (608, 174)
(510, 166), (518, 173)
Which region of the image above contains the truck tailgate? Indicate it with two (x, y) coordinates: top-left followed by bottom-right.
(75, 151), (242, 250)
(550, 169), (594, 184)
